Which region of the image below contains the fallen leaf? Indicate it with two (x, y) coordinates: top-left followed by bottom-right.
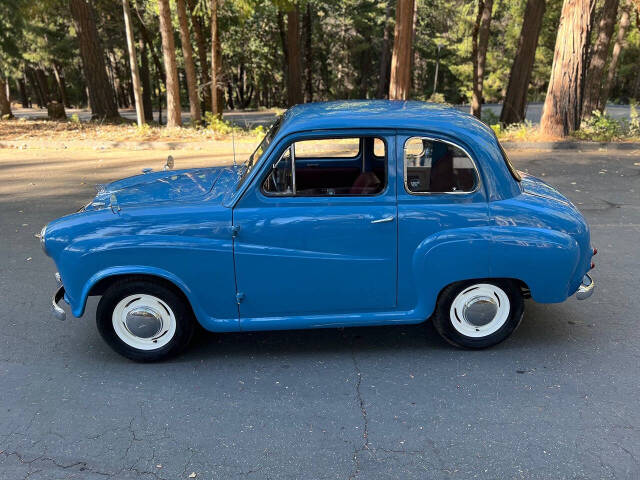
(26, 257), (32, 261)
(189, 473), (197, 478)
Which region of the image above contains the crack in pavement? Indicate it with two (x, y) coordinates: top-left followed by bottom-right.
(347, 337), (375, 480)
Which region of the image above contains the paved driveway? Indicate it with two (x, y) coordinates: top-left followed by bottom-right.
(1, 147), (639, 479)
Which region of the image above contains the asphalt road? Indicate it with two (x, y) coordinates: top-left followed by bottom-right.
(1, 148), (639, 479)
(11, 102), (636, 126)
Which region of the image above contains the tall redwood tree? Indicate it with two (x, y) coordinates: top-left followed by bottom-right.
(540, 0), (595, 137)
(69, 0), (119, 120)
(388, 0), (416, 100)
(500, 0), (546, 125)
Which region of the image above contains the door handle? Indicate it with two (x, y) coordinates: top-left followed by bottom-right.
(371, 216), (395, 224)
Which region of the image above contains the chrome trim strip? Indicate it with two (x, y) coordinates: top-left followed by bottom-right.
(371, 216), (395, 224)
(52, 286), (66, 321)
(576, 274), (595, 300)
(402, 136), (481, 196)
(291, 144), (296, 195)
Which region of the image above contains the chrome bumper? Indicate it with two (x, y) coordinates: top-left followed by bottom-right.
(576, 274), (595, 300)
(52, 286), (67, 321)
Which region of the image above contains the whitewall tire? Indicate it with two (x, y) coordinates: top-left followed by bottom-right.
(97, 278), (195, 362)
(432, 280), (524, 348)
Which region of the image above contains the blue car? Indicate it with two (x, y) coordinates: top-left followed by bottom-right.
(42, 100), (596, 361)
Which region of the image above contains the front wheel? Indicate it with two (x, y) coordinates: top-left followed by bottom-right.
(96, 279), (195, 362)
(432, 280), (524, 349)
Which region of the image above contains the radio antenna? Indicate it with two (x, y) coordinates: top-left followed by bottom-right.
(232, 125), (237, 167)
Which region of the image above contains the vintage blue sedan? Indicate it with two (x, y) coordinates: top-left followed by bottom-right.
(42, 100), (596, 361)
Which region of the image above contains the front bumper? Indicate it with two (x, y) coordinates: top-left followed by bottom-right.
(52, 286), (66, 321)
(576, 273), (595, 300)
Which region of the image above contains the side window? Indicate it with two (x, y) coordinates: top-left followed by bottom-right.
(404, 137), (478, 193)
(262, 137), (387, 197)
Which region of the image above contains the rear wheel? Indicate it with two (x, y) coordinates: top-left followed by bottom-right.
(432, 280), (524, 349)
(96, 279), (195, 362)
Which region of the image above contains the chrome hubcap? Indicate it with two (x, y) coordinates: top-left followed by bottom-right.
(112, 294), (177, 350)
(125, 307), (163, 339)
(449, 284), (511, 338)
(462, 296), (499, 326)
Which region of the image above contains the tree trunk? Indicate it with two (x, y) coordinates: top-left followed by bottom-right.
(176, 0), (202, 124)
(0, 74), (13, 118)
(25, 68), (45, 108)
(599, 0), (632, 111)
(389, 0), (415, 100)
(210, 0), (224, 116)
(16, 77), (29, 107)
(122, 0), (145, 125)
(157, 0), (182, 127)
(52, 63), (71, 108)
(471, 0), (493, 118)
(69, 0), (120, 120)
(500, 0), (546, 125)
(582, 0), (619, 119)
(287, 6), (303, 106)
(187, 0), (211, 113)
(35, 68), (52, 104)
(540, 0), (595, 137)
(139, 39), (154, 122)
(303, 3), (313, 103)
(377, 1), (393, 99)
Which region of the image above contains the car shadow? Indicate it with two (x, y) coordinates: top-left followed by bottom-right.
(170, 300), (596, 364)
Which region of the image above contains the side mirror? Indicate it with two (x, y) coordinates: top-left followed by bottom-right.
(164, 155), (174, 171)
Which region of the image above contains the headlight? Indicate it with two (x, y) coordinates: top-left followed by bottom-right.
(40, 224), (48, 254)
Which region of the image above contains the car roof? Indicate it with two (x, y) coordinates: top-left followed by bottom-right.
(278, 100), (496, 142)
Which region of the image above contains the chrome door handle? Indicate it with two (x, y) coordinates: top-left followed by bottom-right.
(371, 216), (395, 224)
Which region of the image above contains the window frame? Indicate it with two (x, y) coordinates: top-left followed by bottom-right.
(260, 135), (389, 198)
(403, 136), (481, 196)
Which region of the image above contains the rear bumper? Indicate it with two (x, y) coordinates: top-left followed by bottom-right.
(575, 273), (594, 300)
(52, 286), (66, 320)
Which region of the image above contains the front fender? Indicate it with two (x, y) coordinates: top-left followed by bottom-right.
(72, 266), (199, 317)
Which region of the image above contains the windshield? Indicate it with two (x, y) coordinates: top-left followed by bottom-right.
(236, 116), (282, 189)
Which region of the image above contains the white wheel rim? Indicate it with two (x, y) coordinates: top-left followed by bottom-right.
(112, 294), (176, 350)
(449, 284), (510, 338)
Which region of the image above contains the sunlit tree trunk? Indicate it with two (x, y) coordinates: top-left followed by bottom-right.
(582, 0), (619, 119)
(471, 0), (493, 118)
(69, 0), (120, 120)
(211, 0), (224, 116)
(287, 5), (303, 106)
(500, 0), (545, 125)
(388, 0), (415, 100)
(122, 0), (145, 125)
(540, 0), (595, 137)
(157, 0), (182, 127)
(176, 0), (202, 124)
(599, 0), (632, 111)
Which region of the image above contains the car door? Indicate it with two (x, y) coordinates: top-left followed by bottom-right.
(233, 131), (398, 329)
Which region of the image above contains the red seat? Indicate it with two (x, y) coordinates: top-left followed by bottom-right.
(349, 172), (381, 195)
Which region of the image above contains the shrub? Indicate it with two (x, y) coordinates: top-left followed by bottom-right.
(575, 111), (623, 142)
(204, 112), (234, 135)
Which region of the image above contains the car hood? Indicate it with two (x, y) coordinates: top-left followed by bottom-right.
(519, 172), (572, 206)
(84, 166), (239, 210)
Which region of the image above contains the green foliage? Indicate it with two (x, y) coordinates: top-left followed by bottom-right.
(70, 113), (81, 124)
(204, 112), (234, 134)
(575, 111), (624, 142)
(481, 109), (500, 126)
